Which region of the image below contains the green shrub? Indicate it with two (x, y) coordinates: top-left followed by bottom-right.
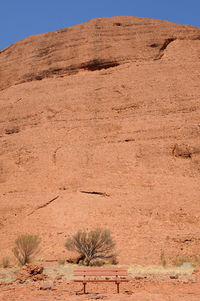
(12, 234), (40, 266)
(65, 228), (116, 266)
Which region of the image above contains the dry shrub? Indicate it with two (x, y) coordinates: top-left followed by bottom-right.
(109, 256), (119, 265)
(194, 255), (200, 263)
(13, 234), (40, 266)
(160, 251), (167, 267)
(1, 257), (10, 268)
(65, 228), (116, 266)
(172, 255), (189, 267)
(90, 259), (105, 267)
(57, 258), (66, 265)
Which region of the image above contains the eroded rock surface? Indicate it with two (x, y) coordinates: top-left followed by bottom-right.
(17, 264), (46, 283)
(0, 16), (200, 265)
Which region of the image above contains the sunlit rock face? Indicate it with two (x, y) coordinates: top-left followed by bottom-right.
(0, 16), (200, 265)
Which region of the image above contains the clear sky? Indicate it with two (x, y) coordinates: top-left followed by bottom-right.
(1, 0), (200, 50)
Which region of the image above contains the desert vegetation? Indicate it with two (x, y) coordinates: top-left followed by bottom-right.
(65, 228), (116, 266)
(172, 255), (190, 267)
(3, 231), (198, 270)
(57, 257), (66, 265)
(160, 251), (167, 267)
(1, 257), (10, 268)
(12, 234), (41, 266)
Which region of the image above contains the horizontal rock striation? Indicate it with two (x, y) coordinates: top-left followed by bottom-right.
(0, 16), (200, 90)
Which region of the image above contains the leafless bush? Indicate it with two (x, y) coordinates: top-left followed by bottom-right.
(57, 258), (65, 265)
(172, 255), (189, 267)
(12, 234), (40, 266)
(109, 255), (119, 265)
(160, 251), (167, 267)
(90, 259), (105, 266)
(65, 228), (116, 266)
(1, 257), (10, 268)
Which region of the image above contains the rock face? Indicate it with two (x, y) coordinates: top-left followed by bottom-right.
(0, 16), (200, 265)
(1, 16), (200, 91)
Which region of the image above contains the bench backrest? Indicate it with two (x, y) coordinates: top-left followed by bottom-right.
(74, 268), (128, 278)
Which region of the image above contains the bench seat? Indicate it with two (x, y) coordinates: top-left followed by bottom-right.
(73, 267), (129, 293)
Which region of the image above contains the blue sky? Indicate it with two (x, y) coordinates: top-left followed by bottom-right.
(1, 0), (200, 50)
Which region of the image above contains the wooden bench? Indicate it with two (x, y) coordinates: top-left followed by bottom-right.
(73, 267), (129, 294)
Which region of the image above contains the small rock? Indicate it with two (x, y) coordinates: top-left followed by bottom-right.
(55, 275), (62, 280)
(17, 264), (47, 283)
(125, 290), (132, 295)
(40, 283), (52, 290)
(66, 255), (83, 264)
(135, 276), (146, 280)
(170, 274), (179, 279)
(192, 266), (200, 274)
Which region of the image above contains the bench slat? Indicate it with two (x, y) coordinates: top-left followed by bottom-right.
(74, 268), (127, 272)
(74, 279), (129, 282)
(74, 271), (128, 276)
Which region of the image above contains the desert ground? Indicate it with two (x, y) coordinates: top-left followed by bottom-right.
(1, 263), (200, 300)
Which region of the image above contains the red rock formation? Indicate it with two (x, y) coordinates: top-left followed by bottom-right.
(17, 264), (46, 283)
(0, 17), (200, 265)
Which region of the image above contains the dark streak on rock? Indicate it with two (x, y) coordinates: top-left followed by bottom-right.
(28, 196), (59, 216)
(149, 43), (159, 48)
(19, 59), (120, 85)
(53, 147), (61, 165)
(80, 191), (110, 197)
(79, 59), (120, 71)
(112, 104), (138, 113)
(154, 38), (176, 60)
(114, 23), (122, 27)
(124, 139), (135, 142)
(160, 38), (176, 51)
(5, 127), (19, 135)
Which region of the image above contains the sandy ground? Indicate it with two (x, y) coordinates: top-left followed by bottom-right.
(1, 264), (200, 301)
(1, 279), (200, 301)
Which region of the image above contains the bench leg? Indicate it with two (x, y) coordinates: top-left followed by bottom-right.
(83, 282), (86, 294)
(116, 282), (119, 294)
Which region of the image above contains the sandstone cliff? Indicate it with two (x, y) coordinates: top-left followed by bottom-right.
(0, 17), (200, 265)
